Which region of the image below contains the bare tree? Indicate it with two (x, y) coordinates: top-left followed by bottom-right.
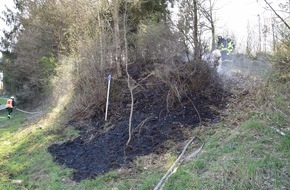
(111, 0), (123, 77)
(246, 21), (254, 55)
(177, 0), (202, 59)
(257, 0), (290, 49)
(198, 0), (219, 51)
(271, 17), (277, 51)
(258, 14), (262, 52)
(123, 2), (135, 147)
(193, 0), (200, 60)
(262, 0), (290, 30)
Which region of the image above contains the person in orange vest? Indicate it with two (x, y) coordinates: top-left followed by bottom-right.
(6, 96), (16, 119)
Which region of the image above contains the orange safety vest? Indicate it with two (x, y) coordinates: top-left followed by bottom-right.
(6, 99), (13, 108)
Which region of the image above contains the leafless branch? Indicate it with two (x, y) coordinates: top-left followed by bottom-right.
(264, 0), (290, 30)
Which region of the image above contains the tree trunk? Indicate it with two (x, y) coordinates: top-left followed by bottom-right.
(271, 19), (276, 51)
(193, 0), (199, 60)
(211, 20), (215, 51)
(98, 12), (104, 70)
(209, 0), (215, 51)
(123, 2), (134, 147)
(113, 0), (122, 77)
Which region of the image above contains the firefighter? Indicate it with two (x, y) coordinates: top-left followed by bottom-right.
(220, 42), (228, 62)
(226, 39), (234, 61)
(6, 96), (16, 119)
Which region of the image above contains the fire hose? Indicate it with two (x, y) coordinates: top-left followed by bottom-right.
(15, 108), (42, 114)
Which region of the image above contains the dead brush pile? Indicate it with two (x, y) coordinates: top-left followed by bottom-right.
(48, 58), (229, 181)
(65, 57), (227, 129)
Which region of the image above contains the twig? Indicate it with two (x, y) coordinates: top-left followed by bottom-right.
(138, 72), (154, 83)
(272, 106), (287, 117)
(133, 116), (155, 134)
(153, 136), (196, 190)
(185, 94), (202, 124)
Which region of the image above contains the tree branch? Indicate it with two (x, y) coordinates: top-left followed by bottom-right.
(264, 0), (290, 30)
(153, 136), (196, 190)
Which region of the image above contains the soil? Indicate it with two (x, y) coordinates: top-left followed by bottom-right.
(48, 61), (229, 182)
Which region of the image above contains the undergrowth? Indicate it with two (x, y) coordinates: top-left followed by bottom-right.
(0, 56), (289, 189)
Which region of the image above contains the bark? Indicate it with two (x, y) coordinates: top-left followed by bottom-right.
(193, 0), (199, 60)
(209, 0), (216, 51)
(211, 20), (216, 50)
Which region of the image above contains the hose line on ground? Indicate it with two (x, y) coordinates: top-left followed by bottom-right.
(15, 108), (42, 114)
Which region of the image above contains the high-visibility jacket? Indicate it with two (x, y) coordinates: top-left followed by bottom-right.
(221, 46), (228, 52)
(6, 99), (14, 108)
(227, 42), (233, 54)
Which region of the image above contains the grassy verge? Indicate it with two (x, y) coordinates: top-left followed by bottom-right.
(165, 120), (290, 189)
(0, 108), (165, 190)
(0, 69), (289, 189)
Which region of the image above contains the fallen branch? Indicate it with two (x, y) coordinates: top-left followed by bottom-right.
(183, 137), (204, 163)
(11, 179), (29, 190)
(153, 136), (196, 190)
(133, 116), (155, 135)
(271, 127), (286, 136)
(11, 179), (23, 186)
(272, 106), (287, 117)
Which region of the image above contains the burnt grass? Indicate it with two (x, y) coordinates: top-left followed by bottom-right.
(48, 62), (229, 182)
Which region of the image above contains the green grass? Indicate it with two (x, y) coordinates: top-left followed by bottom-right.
(0, 114), (80, 189)
(163, 73), (290, 189)
(163, 118), (289, 190)
(0, 109), (25, 126)
(0, 98), (6, 105)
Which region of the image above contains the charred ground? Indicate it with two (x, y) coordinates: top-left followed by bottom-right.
(48, 60), (229, 181)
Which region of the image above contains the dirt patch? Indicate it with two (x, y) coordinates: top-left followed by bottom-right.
(48, 61), (228, 182)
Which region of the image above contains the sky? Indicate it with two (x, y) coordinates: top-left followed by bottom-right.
(0, 0), (15, 57)
(216, 0), (265, 51)
(167, 0), (270, 52)
(217, 0), (262, 35)
(0, 0), (287, 54)
(218, 0), (290, 52)
(0, 0), (15, 30)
